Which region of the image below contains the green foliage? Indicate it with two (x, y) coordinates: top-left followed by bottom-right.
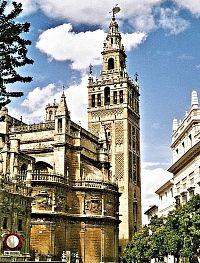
(123, 194), (200, 262)
(0, 1), (33, 106)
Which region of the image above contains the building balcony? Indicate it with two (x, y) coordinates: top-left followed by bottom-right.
(18, 172), (119, 192)
(69, 179), (119, 192)
(18, 171), (68, 186)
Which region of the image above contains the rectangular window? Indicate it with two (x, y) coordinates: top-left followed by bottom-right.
(133, 203), (137, 222)
(113, 91), (117, 104)
(3, 217), (8, 229)
(58, 118), (62, 133)
(18, 219), (23, 231)
(97, 94), (101, 106)
(119, 90), (123, 103)
(92, 94), (95, 107)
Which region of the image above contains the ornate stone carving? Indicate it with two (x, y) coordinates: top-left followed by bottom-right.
(85, 195), (102, 214)
(115, 153), (124, 180)
(115, 121), (124, 145)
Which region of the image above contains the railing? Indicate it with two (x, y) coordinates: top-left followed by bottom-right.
(69, 179), (118, 191)
(0, 175), (31, 196)
(11, 121), (55, 133)
(17, 172), (118, 191)
(18, 172), (67, 185)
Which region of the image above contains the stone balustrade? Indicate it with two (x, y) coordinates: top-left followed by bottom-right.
(69, 179), (118, 192)
(11, 121), (55, 133)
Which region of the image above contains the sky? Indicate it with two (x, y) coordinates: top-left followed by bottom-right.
(5, 0), (200, 223)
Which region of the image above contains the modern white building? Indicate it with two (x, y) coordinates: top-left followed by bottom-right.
(155, 179), (174, 217)
(168, 90), (200, 207)
(145, 90), (200, 222)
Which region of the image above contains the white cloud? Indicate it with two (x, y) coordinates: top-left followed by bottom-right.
(14, 0), (162, 33)
(141, 166), (172, 224)
(159, 8), (190, 35)
(36, 24), (105, 71)
(9, 75), (89, 128)
(11, 0), (199, 35)
(36, 23), (146, 71)
(173, 0), (200, 17)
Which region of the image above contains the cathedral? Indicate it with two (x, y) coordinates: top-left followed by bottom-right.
(0, 10), (141, 263)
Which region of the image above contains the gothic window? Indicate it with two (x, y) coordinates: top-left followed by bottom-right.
(113, 91), (117, 104)
(111, 38), (113, 44)
(58, 118), (62, 133)
(119, 90), (123, 103)
(108, 58), (114, 70)
(92, 94), (95, 107)
(104, 87), (110, 105)
(97, 94), (101, 106)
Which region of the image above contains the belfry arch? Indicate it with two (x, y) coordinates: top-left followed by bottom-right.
(108, 57), (114, 70)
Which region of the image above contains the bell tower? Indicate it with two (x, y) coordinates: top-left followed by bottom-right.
(87, 8), (142, 250)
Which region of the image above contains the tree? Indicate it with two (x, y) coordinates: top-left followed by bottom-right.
(123, 195), (200, 263)
(0, 1), (33, 107)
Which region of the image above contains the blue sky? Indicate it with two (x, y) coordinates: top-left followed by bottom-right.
(6, 0), (200, 221)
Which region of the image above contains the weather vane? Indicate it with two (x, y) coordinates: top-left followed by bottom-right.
(110, 5), (120, 19)
(89, 64), (93, 75)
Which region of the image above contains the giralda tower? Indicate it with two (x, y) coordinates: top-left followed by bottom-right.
(87, 8), (142, 250)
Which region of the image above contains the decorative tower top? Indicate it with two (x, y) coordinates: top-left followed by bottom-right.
(101, 6), (127, 79)
(56, 89), (70, 118)
(191, 90), (198, 109)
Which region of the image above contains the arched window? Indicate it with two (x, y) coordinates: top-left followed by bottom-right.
(108, 58), (114, 70)
(104, 87), (110, 105)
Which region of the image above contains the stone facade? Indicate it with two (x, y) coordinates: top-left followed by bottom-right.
(87, 13), (142, 249)
(0, 158), (32, 261)
(0, 90), (120, 262)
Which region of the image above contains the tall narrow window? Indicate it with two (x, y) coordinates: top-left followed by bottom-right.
(18, 219), (23, 231)
(58, 118), (62, 133)
(104, 87), (110, 105)
(49, 110), (52, 120)
(120, 60), (124, 69)
(92, 94), (95, 107)
(97, 94), (101, 106)
(189, 134), (192, 147)
(108, 58), (114, 70)
(113, 91), (117, 104)
(3, 217), (7, 229)
(119, 90), (123, 103)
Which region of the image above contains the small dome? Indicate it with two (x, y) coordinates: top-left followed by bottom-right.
(82, 163), (102, 181)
